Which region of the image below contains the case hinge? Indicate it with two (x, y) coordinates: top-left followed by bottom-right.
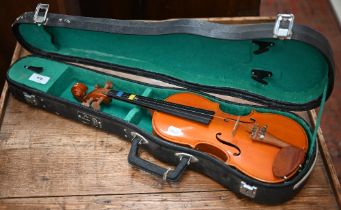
(33, 3), (49, 25)
(239, 181), (257, 198)
(23, 92), (38, 106)
(273, 14), (295, 39)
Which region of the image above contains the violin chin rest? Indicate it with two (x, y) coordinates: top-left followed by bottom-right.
(272, 146), (306, 179)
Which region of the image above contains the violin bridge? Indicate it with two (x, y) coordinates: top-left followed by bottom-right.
(231, 116), (241, 137)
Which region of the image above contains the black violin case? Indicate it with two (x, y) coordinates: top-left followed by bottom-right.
(6, 4), (334, 204)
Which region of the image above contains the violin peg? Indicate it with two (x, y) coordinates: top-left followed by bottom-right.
(91, 97), (104, 110)
(272, 146), (305, 179)
(82, 97), (93, 107)
(104, 81), (113, 89)
(91, 101), (100, 110)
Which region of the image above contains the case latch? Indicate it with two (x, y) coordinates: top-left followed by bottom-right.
(33, 3), (49, 25)
(273, 14), (294, 39)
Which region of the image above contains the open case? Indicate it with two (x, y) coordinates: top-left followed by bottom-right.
(6, 4), (334, 204)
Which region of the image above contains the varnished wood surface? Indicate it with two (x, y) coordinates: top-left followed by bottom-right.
(0, 29), (340, 209)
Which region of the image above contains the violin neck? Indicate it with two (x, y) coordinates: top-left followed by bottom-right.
(106, 90), (215, 125)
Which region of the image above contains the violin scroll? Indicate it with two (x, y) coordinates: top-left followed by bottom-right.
(71, 81), (113, 110)
(71, 82), (88, 102)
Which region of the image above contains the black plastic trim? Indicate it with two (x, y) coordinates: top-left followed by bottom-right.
(128, 136), (190, 182)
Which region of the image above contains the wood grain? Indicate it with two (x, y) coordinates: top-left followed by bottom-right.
(0, 189), (338, 210)
(0, 43), (22, 126)
(207, 16), (275, 24)
(0, 17), (340, 209)
(309, 110), (341, 206)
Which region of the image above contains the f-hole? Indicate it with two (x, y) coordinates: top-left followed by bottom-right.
(195, 143), (228, 162)
(216, 133), (241, 156)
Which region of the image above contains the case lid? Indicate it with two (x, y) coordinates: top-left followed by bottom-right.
(12, 11), (334, 111)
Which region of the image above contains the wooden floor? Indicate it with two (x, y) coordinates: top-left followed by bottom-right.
(261, 0), (341, 182)
(0, 36), (340, 209)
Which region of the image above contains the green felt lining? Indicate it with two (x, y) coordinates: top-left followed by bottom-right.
(8, 56), (314, 159)
(16, 23), (329, 105)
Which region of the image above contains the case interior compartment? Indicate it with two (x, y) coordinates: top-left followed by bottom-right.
(15, 23), (330, 106)
(7, 56), (314, 162)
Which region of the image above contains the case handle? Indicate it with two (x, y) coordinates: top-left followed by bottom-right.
(128, 133), (191, 182)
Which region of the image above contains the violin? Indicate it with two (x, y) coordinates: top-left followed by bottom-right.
(71, 82), (308, 183)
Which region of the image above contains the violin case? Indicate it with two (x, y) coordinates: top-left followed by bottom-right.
(6, 4), (334, 204)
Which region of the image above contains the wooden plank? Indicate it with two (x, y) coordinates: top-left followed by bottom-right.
(207, 16), (276, 24)
(0, 189), (339, 210)
(0, 43), (22, 126)
(309, 110), (341, 207)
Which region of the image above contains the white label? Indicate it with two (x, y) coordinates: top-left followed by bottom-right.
(29, 73), (50, 84)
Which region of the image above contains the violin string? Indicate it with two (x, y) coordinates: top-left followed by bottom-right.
(106, 89), (256, 126)
(133, 92), (256, 125)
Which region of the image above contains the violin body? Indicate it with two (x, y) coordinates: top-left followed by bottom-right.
(152, 92), (308, 183)
(71, 82), (308, 183)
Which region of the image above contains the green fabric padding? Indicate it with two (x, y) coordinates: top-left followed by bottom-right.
(17, 24), (329, 105)
(8, 56), (314, 159)
(7, 57), (68, 92)
(308, 83), (328, 158)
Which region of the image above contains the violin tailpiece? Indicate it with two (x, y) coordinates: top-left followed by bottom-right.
(250, 124), (290, 148)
